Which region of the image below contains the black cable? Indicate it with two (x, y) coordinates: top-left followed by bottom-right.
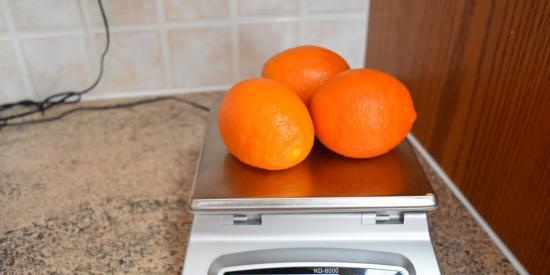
(0, 0), (110, 123)
(0, 96), (209, 129)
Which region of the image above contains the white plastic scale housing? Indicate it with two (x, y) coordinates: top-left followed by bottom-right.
(182, 101), (441, 275)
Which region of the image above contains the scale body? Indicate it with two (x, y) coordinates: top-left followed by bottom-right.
(182, 102), (441, 275)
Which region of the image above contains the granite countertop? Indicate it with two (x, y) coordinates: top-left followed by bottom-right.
(0, 92), (517, 275)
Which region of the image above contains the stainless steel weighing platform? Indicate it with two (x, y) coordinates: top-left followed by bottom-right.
(182, 101), (441, 275)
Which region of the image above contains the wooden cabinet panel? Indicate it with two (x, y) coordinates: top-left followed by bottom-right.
(366, 0), (550, 273)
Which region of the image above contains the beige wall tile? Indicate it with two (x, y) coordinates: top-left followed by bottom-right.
(0, 42), (27, 103)
(0, 0), (369, 101)
(169, 27), (232, 87)
(9, 0), (83, 31)
(93, 31), (164, 93)
(22, 36), (89, 97)
(304, 19), (365, 68)
(306, 0), (367, 14)
(84, 0), (158, 27)
(239, 22), (299, 78)
(238, 0), (299, 16)
(164, 0), (229, 21)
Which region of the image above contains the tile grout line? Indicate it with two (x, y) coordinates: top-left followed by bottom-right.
(77, 0), (97, 88)
(407, 134), (530, 275)
(106, 13), (367, 28)
(0, 29), (86, 40)
(229, 0), (240, 81)
(82, 85), (231, 101)
(298, 0), (307, 44)
(0, 0), (35, 100)
(156, 0), (174, 89)
(361, 0), (371, 67)
(0, 13), (368, 41)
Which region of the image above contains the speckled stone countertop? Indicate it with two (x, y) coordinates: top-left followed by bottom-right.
(0, 92), (517, 275)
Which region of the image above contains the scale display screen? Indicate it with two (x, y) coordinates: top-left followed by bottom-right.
(225, 267), (403, 275)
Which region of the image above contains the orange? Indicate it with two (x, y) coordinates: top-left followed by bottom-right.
(218, 78), (314, 170)
(309, 68), (417, 158)
(262, 45), (350, 106)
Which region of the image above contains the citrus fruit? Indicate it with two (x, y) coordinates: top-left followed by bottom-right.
(262, 45), (350, 106)
(218, 78), (314, 170)
(309, 68), (417, 158)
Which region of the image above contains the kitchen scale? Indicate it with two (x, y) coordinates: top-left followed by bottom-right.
(182, 101), (441, 275)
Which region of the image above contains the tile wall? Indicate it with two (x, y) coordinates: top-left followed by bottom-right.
(0, 0), (369, 104)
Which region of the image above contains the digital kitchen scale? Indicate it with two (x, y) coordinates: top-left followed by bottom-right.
(182, 101), (441, 275)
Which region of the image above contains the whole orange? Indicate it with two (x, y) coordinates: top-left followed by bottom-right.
(218, 78), (314, 170)
(262, 45), (350, 106)
(309, 68), (417, 158)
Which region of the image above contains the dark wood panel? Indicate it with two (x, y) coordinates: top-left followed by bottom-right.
(366, 0), (550, 273)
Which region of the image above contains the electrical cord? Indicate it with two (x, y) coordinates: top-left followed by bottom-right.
(0, 0), (110, 125)
(0, 96), (209, 130)
(0, 0), (211, 132)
